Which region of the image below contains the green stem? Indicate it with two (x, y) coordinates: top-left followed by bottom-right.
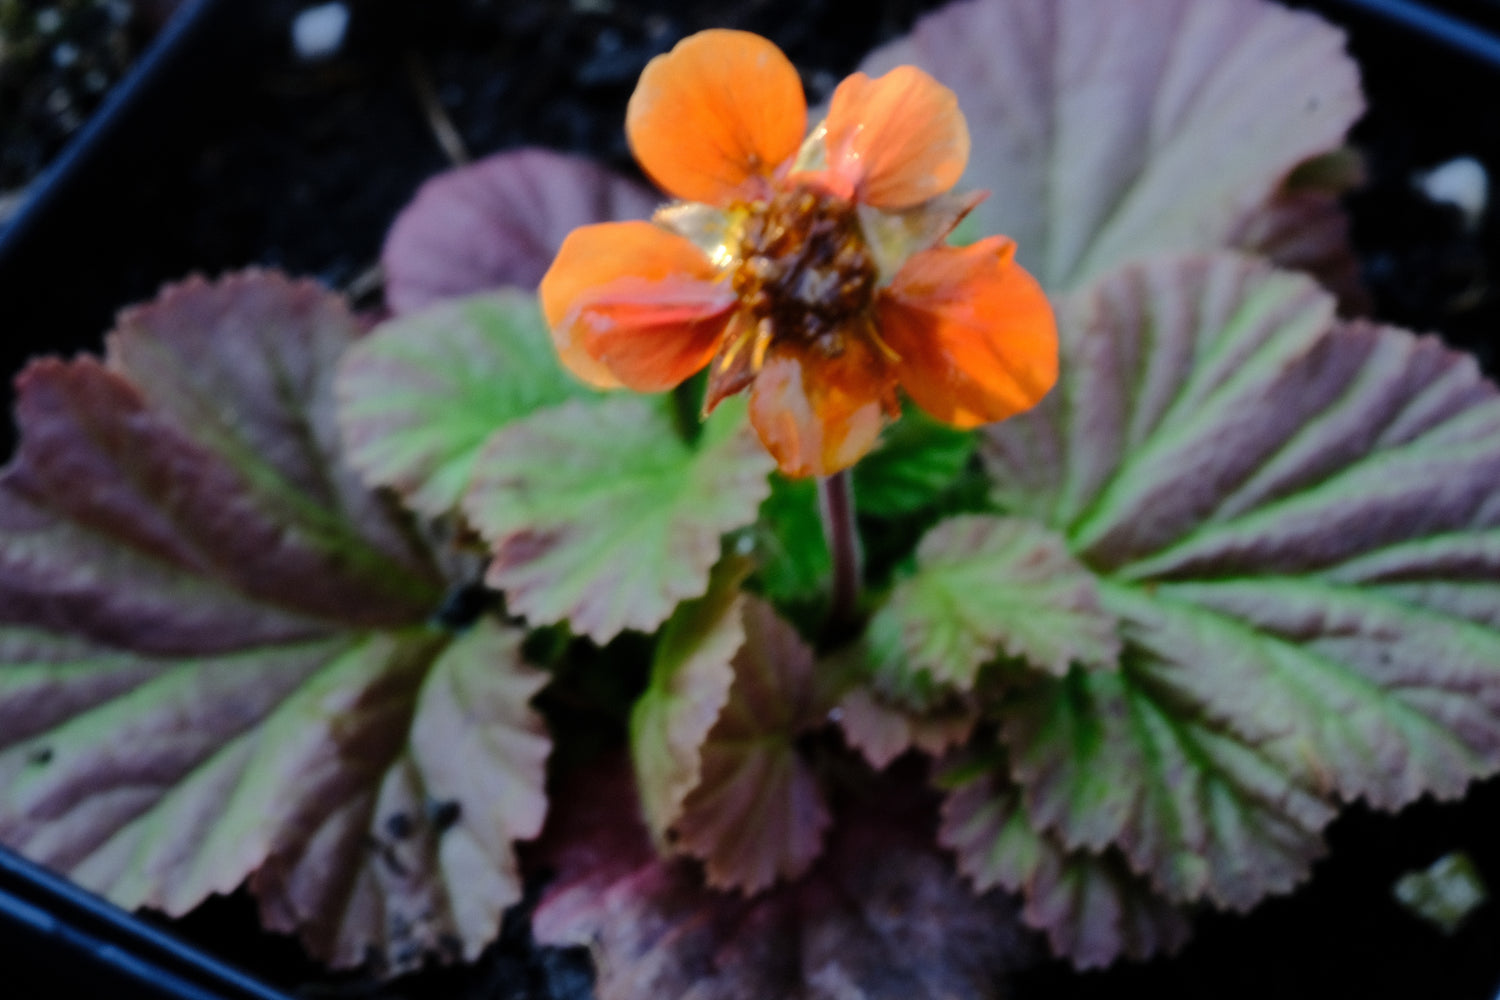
(671, 373), (706, 445)
(818, 469), (862, 636)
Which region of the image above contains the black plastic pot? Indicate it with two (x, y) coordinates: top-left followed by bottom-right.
(0, 0), (254, 456)
(0, 2), (1498, 999)
(1, 843), (295, 1000)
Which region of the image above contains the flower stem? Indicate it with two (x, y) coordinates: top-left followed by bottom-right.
(818, 470), (862, 636)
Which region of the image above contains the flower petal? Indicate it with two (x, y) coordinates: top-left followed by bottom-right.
(748, 336), (897, 478)
(858, 189), (986, 283)
(818, 66), (969, 210)
(878, 237), (1058, 428)
(627, 30), (807, 206)
(540, 221), (737, 391)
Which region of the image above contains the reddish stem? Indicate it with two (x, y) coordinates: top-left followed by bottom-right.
(818, 469), (862, 636)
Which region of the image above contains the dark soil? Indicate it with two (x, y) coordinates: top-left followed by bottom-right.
(3, 1), (1500, 998)
(1, 0), (142, 199)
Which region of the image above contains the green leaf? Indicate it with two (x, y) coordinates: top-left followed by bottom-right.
(336, 290), (592, 518)
(996, 647), (1334, 910)
(858, 0), (1364, 291)
(0, 274), (551, 975)
(967, 253), (1500, 963)
(630, 557), (749, 843)
(463, 395), (775, 642)
(866, 515), (1120, 699)
(853, 407), (976, 518)
(751, 474), (830, 606)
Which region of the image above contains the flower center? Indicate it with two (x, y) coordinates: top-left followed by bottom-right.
(731, 186), (877, 356)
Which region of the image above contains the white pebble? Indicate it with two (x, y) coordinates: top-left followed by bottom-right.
(291, 2), (350, 62)
(1415, 156), (1489, 229)
(51, 41), (79, 69)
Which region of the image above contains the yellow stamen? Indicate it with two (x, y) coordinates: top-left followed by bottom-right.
(751, 317), (774, 372)
(866, 324), (903, 364)
(718, 322), (754, 372)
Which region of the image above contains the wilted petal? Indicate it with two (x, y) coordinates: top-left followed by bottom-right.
(879, 237), (1057, 428)
(858, 190), (986, 283)
(540, 221), (737, 392)
(627, 30), (807, 206)
(748, 336), (897, 478)
(818, 66), (969, 210)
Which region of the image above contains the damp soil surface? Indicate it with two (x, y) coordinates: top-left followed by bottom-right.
(4, 1), (1500, 998)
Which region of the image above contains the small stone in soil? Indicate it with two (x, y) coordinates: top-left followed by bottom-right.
(1393, 851), (1489, 934)
(1414, 155), (1489, 230)
(291, 1), (349, 62)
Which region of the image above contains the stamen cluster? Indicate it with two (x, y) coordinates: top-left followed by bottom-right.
(731, 187), (878, 358)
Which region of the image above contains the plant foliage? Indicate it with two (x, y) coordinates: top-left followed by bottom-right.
(3, 0), (1497, 996)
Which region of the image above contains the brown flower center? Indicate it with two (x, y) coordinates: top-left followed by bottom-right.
(731, 186), (877, 356)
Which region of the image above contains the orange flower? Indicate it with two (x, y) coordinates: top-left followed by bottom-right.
(539, 29), (1057, 478)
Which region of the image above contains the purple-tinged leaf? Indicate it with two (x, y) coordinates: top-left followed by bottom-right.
(336, 290), (592, 518)
(463, 396), (775, 642)
(1228, 151), (1370, 315)
(1, 275), (440, 653)
(996, 654), (1334, 909)
(857, 0), (1363, 291)
(835, 686), (976, 770)
(939, 767), (1191, 969)
(971, 253), (1500, 959)
(865, 515), (1120, 697)
(533, 759), (1033, 1000)
(0, 273), (550, 974)
(251, 620), (551, 968)
(382, 149), (659, 313)
(673, 597), (834, 892)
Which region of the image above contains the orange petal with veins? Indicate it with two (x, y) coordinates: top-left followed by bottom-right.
(820, 66), (969, 210)
(540, 221), (736, 392)
(878, 237), (1057, 428)
(748, 336), (897, 478)
(627, 30), (807, 206)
